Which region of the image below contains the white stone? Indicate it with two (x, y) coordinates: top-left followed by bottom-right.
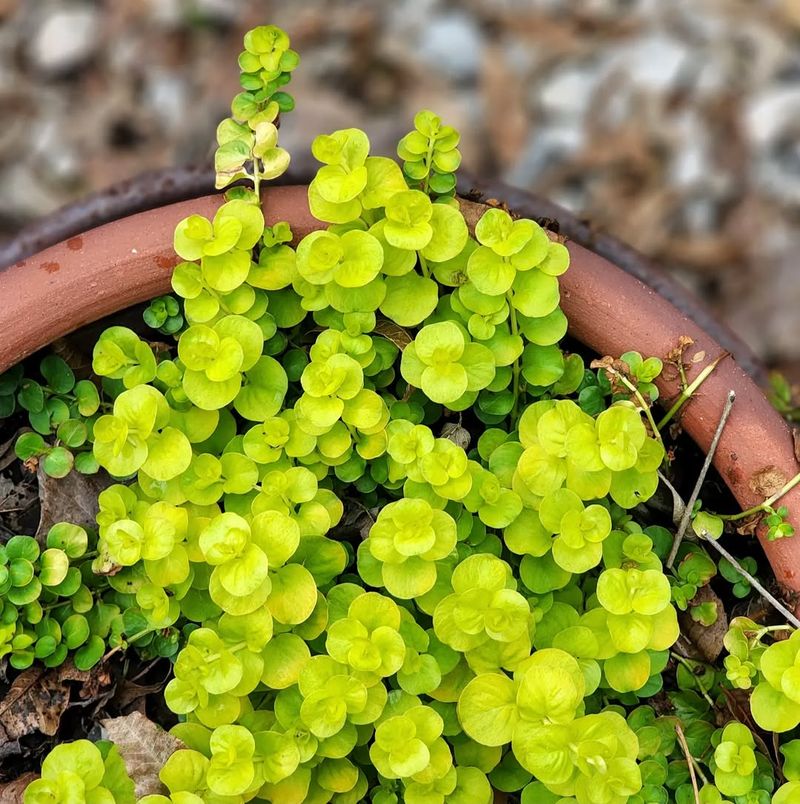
(29, 6), (98, 74)
(418, 12), (483, 81)
(614, 34), (690, 92)
(745, 87), (800, 145)
(538, 65), (599, 121)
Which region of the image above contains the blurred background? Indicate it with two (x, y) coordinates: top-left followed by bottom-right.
(1, 0), (799, 371)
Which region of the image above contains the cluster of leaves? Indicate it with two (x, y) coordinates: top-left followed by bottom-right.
(144, 296), (185, 336)
(0, 355), (101, 477)
(24, 739), (135, 804)
(213, 24), (296, 191)
(10, 21), (800, 804)
(0, 519), (193, 676)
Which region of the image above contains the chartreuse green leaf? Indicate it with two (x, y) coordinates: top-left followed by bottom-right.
(401, 321), (495, 405)
(362, 497), (457, 598)
(23, 739), (127, 804)
(712, 721), (756, 797)
(93, 326), (157, 389)
(434, 553), (532, 672)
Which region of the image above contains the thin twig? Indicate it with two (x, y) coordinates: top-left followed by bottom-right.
(666, 390), (736, 568)
(698, 530), (800, 629)
(670, 652), (716, 709)
(675, 721), (702, 803)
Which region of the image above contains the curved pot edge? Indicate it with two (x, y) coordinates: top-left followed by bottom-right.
(0, 167), (766, 386)
(1, 183), (799, 601)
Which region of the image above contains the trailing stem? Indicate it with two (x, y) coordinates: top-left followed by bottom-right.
(657, 353), (727, 431)
(507, 292), (522, 424)
(719, 470), (800, 522)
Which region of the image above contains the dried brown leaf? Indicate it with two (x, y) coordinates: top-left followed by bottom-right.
(792, 427), (800, 464)
(0, 661), (113, 750)
(35, 464), (113, 544)
(0, 665), (75, 742)
(0, 773), (37, 803)
(101, 711), (183, 799)
(112, 680), (166, 713)
(748, 465), (787, 498)
(735, 515), (762, 537)
(440, 421), (471, 451)
(374, 319), (412, 351)
(678, 585), (728, 663)
(0, 430), (20, 473)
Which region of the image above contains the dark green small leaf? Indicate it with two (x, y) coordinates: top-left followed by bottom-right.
(18, 380), (45, 413)
(428, 171), (456, 194)
(74, 634), (106, 670)
(0, 365), (23, 395)
(15, 431), (47, 460)
(34, 635), (59, 659)
(0, 394), (15, 418)
(28, 407), (54, 435)
(40, 355), (75, 394)
(57, 419), (88, 448)
(272, 90), (295, 112)
(74, 380), (100, 416)
(578, 385), (606, 416)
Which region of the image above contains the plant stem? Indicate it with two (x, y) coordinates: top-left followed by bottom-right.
(419, 254), (431, 279)
(754, 624), (795, 642)
(697, 529), (800, 629)
(610, 370), (663, 444)
(252, 157), (261, 203)
(670, 652), (716, 709)
(719, 470), (800, 522)
(101, 627), (152, 663)
(666, 390), (735, 568)
(507, 292), (522, 424)
(422, 137), (436, 195)
(657, 353), (726, 430)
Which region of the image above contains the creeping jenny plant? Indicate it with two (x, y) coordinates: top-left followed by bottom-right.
(0, 20), (795, 804)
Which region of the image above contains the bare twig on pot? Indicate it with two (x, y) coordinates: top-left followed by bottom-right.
(666, 390), (736, 568)
(697, 530), (800, 629)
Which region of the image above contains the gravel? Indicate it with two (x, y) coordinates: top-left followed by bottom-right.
(2, 0), (800, 368)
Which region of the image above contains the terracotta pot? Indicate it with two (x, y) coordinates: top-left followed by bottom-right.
(1, 183), (798, 603)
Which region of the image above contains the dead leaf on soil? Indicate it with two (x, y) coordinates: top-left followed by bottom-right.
(0, 431), (19, 473)
(748, 465), (787, 498)
(101, 711), (183, 799)
(0, 669), (67, 742)
(678, 585), (729, 663)
(374, 319), (412, 351)
(34, 464), (113, 543)
(0, 662), (111, 745)
(441, 421), (471, 451)
(112, 680), (166, 714)
(0, 773), (37, 803)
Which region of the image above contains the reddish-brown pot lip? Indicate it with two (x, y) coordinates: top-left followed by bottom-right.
(1, 183), (798, 600)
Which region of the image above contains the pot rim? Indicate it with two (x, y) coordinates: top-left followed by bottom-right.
(0, 167), (765, 385)
(0, 181), (797, 601)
